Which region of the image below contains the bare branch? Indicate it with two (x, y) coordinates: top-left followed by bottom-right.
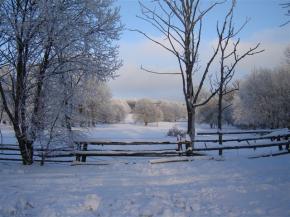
(129, 28), (181, 59)
(140, 65), (181, 75)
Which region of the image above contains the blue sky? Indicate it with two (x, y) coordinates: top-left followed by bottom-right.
(109, 0), (290, 101)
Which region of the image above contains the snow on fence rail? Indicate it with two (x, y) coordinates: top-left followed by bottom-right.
(197, 130), (273, 135)
(0, 129), (289, 163)
(197, 128), (290, 144)
(194, 140), (290, 156)
(73, 141), (290, 161)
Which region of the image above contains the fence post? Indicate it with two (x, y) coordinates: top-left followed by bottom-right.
(219, 148), (223, 156)
(286, 143), (289, 151)
(218, 132), (222, 145)
(177, 142), (182, 156)
(81, 143), (88, 162)
(75, 142), (81, 162)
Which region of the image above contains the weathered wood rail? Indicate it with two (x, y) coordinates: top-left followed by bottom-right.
(0, 129), (289, 163)
(197, 130), (273, 135)
(73, 141), (196, 162)
(197, 129), (290, 144)
(73, 141), (290, 162)
(193, 140), (290, 156)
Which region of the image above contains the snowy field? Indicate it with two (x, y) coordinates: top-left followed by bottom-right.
(1, 156), (290, 217)
(1, 118), (290, 217)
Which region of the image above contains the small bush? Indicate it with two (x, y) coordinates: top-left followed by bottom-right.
(167, 126), (186, 138)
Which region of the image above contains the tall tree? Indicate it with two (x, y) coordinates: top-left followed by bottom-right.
(215, 2), (263, 143)
(0, 0), (122, 164)
(135, 0), (243, 151)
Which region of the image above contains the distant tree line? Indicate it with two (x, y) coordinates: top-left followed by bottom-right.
(133, 98), (186, 125)
(72, 81), (131, 126)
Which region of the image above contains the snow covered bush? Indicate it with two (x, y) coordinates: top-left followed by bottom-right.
(167, 126), (186, 138)
(233, 67), (290, 128)
(133, 99), (163, 125)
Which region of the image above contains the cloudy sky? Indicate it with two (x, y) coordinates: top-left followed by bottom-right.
(109, 0), (290, 101)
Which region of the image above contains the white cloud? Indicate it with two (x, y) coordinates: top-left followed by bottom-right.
(109, 26), (290, 100)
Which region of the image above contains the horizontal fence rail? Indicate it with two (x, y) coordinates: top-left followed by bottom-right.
(193, 141), (290, 151)
(0, 129), (289, 163)
(197, 130), (274, 135)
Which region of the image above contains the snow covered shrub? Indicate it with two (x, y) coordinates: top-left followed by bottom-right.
(133, 99), (163, 125)
(167, 126), (186, 137)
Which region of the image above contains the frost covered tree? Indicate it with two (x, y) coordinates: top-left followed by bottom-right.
(233, 67), (290, 128)
(0, 0), (122, 164)
(284, 46), (290, 65)
(133, 99), (163, 126)
(74, 81), (130, 125)
(159, 101), (186, 122)
(135, 0), (251, 151)
(74, 80), (112, 126)
(108, 99), (131, 123)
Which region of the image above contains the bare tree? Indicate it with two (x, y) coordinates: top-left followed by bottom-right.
(134, 0), (246, 151)
(281, 2), (290, 26)
(0, 0), (122, 164)
(215, 2), (263, 143)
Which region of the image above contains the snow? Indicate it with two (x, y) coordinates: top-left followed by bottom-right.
(1, 156), (290, 217)
(74, 121), (184, 142)
(149, 156), (194, 164)
(1, 122), (290, 216)
(261, 128), (290, 138)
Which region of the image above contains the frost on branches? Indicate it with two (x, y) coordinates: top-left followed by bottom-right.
(0, 0), (122, 164)
(233, 67), (290, 129)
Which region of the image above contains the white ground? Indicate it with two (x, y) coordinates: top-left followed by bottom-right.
(0, 118), (290, 217)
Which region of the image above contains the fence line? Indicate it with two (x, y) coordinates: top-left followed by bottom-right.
(0, 129), (289, 163)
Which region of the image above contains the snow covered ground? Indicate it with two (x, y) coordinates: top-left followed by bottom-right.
(1, 119), (290, 217)
(1, 156), (290, 217)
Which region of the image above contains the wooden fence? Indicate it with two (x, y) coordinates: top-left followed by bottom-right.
(0, 129), (289, 163)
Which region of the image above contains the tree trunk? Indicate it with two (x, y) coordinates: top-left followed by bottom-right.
(218, 87), (223, 144)
(17, 136), (33, 165)
(187, 107), (196, 152)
